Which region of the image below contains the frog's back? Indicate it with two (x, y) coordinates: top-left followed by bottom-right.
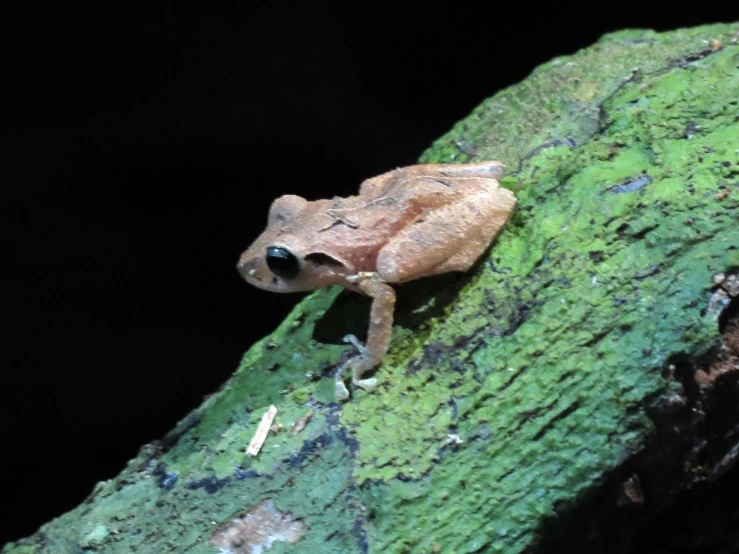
(272, 161), (508, 274)
(287, 194), (410, 272)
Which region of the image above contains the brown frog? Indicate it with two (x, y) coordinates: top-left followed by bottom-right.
(237, 161), (516, 400)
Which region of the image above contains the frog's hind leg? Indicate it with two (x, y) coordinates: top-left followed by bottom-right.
(359, 161), (505, 198)
(334, 275), (396, 400)
(434, 161), (505, 180)
(394, 161), (505, 181)
(376, 183), (516, 283)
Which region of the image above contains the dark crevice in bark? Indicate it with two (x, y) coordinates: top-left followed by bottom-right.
(532, 301), (739, 554)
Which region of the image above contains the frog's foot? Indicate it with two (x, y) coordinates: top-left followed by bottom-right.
(342, 334), (366, 354)
(353, 377), (378, 394)
(334, 361), (351, 402)
(337, 336), (379, 398)
(335, 379), (350, 402)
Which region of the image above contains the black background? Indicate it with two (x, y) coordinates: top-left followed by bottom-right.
(1, 3), (735, 546)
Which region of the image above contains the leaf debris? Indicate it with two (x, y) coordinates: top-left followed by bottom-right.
(247, 405), (277, 457)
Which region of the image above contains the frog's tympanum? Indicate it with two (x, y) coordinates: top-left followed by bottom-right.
(237, 162), (516, 400)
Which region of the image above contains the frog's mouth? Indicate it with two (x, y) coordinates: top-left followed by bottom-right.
(236, 257), (280, 291)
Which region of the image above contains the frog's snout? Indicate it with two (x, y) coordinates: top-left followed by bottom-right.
(236, 257), (260, 284)
(237, 255), (283, 291)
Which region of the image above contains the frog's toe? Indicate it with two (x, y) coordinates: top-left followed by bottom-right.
(342, 334), (366, 354)
(335, 380), (350, 402)
(353, 377), (378, 394)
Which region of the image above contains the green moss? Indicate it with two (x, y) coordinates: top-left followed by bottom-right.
(359, 32), (739, 554)
(4, 22), (738, 554)
(0, 546), (40, 554)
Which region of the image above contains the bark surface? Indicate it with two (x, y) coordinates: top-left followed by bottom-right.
(4, 23), (739, 554)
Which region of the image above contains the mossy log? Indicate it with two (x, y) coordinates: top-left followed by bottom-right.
(4, 23), (739, 554)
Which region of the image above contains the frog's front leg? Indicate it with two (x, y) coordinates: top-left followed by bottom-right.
(335, 273), (396, 401)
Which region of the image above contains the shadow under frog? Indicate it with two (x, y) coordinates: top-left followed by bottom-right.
(313, 270), (472, 348)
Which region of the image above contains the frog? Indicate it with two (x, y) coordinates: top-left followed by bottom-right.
(237, 161), (516, 401)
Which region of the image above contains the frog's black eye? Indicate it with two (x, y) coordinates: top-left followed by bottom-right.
(266, 246), (300, 279)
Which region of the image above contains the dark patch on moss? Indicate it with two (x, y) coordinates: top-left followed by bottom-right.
(234, 467), (263, 480)
(499, 366), (527, 392)
(185, 475), (231, 494)
(507, 302), (533, 333)
(319, 360), (338, 378)
(634, 264), (661, 280)
(630, 224), (658, 241)
(589, 250), (604, 262)
(684, 121), (702, 139)
(406, 341), (450, 376)
(607, 174), (652, 194)
(151, 463), (179, 491)
(288, 433), (334, 469)
(671, 47), (716, 68)
(288, 411), (359, 471)
(351, 517), (370, 554)
(506, 397), (560, 437)
(514, 137), (577, 174)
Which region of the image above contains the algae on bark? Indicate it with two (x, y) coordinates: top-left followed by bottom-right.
(4, 22), (738, 554)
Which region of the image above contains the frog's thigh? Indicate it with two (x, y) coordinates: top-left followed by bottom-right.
(358, 175), (389, 196)
(432, 187), (515, 274)
(377, 187), (515, 283)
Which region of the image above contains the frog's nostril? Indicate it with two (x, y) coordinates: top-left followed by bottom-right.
(237, 258), (258, 279)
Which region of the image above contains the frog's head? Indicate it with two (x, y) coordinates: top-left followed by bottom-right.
(237, 194), (352, 293)
(237, 242), (351, 293)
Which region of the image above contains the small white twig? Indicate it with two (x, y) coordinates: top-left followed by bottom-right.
(443, 433), (464, 446)
(247, 405), (277, 457)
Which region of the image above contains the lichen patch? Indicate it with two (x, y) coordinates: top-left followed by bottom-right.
(209, 499), (306, 554)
